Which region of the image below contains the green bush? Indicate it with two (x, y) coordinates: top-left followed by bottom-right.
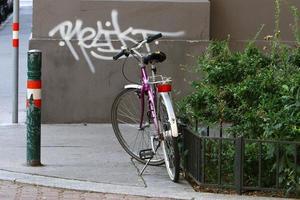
(178, 39), (300, 140)
(177, 0), (299, 196)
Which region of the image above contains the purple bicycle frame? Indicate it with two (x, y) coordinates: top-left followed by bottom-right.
(139, 65), (160, 135)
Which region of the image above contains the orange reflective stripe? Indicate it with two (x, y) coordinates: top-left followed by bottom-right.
(12, 39), (19, 47)
(26, 99), (42, 108)
(27, 80), (42, 89)
(12, 23), (19, 31)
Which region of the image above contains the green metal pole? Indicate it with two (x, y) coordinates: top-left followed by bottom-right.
(26, 50), (42, 166)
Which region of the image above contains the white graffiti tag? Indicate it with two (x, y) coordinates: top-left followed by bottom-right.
(48, 10), (185, 73)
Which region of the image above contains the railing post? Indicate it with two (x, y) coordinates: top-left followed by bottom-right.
(201, 138), (205, 183)
(235, 136), (244, 195)
(26, 50), (42, 166)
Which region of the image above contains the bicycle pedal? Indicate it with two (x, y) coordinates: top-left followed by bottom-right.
(139, 149), (154, 160)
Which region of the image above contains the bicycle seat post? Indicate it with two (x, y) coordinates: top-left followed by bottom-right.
(151, 64), (157, 75)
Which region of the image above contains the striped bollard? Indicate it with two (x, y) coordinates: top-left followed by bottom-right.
(12, 23), (19, 48)
(12, 22), (19, 123)
(26, 50), (42, 166)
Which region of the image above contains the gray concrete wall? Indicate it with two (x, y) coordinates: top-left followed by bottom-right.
(210, 0), (300, 43)
(30, 0), (210, 123)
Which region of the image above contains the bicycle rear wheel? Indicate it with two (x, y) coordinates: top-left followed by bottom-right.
(158, 94), (180, 182)
(111, 88), (164, 166)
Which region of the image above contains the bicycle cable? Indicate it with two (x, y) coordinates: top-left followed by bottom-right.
(122, 57), (140, 85)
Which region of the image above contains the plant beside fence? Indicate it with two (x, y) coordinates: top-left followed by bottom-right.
(180, 125), (300, 197)
(176, 1), (300, 197)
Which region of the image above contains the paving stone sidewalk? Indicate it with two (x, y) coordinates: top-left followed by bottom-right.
(0, 180), (173, 200)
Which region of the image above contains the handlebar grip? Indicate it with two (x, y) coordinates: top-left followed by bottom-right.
(113, 50), (125, 60)
(146, 33), (162, 43)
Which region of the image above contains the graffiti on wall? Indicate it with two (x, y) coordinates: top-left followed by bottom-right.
(48, 10), (185, 73)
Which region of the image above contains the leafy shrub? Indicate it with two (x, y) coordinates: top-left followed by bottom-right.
(177, 0), (300, 196)
(178, 39), (299, 140)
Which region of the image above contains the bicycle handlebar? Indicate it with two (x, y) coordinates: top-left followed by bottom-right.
(113, 49), (126, 60)
(146, 33), (162, 43)
(113, 33), (163, 60)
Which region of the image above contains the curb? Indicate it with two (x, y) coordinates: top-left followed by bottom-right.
(0, 170), (194, 200)
(0, 169), (286, 200)
(0, 123), (25, 126)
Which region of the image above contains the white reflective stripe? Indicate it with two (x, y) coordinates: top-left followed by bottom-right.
(27, 89), (41, 100)
(13, 31), (19, 39)
(160, 93), (178, 137)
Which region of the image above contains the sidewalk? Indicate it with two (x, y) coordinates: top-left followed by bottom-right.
(0, 180), (172, 200)
(20, 0), (33, 7)
(0, 124), (292, 199)
(0, 5), (32, 124)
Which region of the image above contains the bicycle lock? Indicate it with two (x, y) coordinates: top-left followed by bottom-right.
(26, 50), (42, 166)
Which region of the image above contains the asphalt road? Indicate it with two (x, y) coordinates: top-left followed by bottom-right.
(0, 3), (32, 124)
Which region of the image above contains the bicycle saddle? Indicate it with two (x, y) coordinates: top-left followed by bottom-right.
(143, 51), (166, 65)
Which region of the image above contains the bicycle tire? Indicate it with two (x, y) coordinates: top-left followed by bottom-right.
(158, 94), (180, 182)
(111, 88), (165, 166)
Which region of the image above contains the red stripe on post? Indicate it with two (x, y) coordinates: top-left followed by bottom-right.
(27, 80), (42, 89)
(26, 99), (42, 108)
(12, 23), (19, 31)
(12, 39), (19, 47)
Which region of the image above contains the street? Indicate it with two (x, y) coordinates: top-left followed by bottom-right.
(0, 0), (32, 124)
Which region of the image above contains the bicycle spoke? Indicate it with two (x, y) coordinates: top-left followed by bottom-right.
(131, 131), (140, 154)
(119, 102), (138, 121)
(116, 119), (138, 128)
(128, 94), (140, 117)
(117, 112), (139, 123)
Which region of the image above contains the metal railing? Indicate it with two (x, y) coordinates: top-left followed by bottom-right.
(180, 125), (300, 195)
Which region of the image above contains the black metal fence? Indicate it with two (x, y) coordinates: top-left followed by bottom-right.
(180, 125), (300, 195)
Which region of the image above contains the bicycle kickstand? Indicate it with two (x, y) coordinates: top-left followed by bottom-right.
(139, 138), (161, 176)
(139, 159), (152, 176)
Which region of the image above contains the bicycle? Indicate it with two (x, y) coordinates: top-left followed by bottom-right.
(111, 33), (180, 182)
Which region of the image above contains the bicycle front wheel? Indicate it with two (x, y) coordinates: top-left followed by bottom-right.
(111, 88), (164, 166)
(158, 93), (180, 182)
